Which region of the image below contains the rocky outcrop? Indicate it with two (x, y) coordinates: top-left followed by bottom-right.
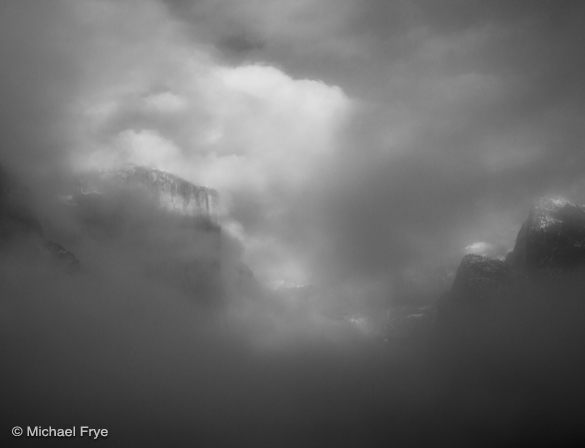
(68, 166), (241, 301)
(508, 197), (585, 270)
(79, 166), (220, 221)
(437, 254), (511, 331)
(439, 196), (585, 330)
(450, 254), (510, 301)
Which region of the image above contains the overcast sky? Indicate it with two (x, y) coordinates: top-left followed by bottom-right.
(2, 0), (585, 286)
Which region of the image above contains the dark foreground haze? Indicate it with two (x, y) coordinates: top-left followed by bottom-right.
(3, 237), (585, 447)
(3, 0), (585, 447)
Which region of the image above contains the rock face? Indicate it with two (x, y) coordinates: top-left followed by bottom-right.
(450, 196), (585, 293)
(0, 164), (42, 240)
(70, 166), (241, 301)
(509, 197), (585, 270)
(439, 196), (585, 330)
(0, 163), (80, 270)
(83, 166), (220, 221)
(70, 166), (222, 239)
(451, 254), (510, 301)
(437, 254), (511, 330)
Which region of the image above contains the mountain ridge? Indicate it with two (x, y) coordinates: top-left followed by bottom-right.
(76, 165), (221, 221)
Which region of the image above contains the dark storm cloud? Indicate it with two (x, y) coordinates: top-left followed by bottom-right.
(159, 0), (267, 61)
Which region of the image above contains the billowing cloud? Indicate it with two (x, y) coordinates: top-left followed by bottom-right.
(43, 0), (350, 283)
(174, 0), (585, 285)
(3, 0), (585, 289)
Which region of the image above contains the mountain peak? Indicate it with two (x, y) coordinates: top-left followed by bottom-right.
(510, 195), (585, 269)
(528, 196), (582, 232)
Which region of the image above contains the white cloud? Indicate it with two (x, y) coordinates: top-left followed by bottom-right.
(143, 91), (188, 113)
(115, 129), (182, 169)
(195, 64), (350, 190)
(69, 0), (351, 284)
(464, 241), (495, 256)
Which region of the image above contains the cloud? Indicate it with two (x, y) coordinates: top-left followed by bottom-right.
(143, 91), (189, 113)
(113, 129), (183, 169)
(0, 0), (89, 187)
(4, 0), (585, 293)
(208, 0), (585, 283)
(200, 64), (349, 189)
(4, 3), (585, 442)
(39, 0), (349, 284)
(160, 0), (356, 61)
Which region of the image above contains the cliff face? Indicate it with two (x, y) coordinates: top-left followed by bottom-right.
(509, 197), (585, 270)
(439, 196), (585, 333)
(1, 163), (257, 303)
(449, 196), (585, 298)
(84, 166), (220, 221)
(450, 254), (510, 302)
(109, 166), (219, 219)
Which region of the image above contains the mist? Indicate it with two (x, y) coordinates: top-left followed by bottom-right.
(3, 0), (585, 446)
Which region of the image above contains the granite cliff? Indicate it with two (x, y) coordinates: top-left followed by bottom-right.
(73, 165), (220, 222)
(0, 164), (245, 300)
(439, 196), (585, 337)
